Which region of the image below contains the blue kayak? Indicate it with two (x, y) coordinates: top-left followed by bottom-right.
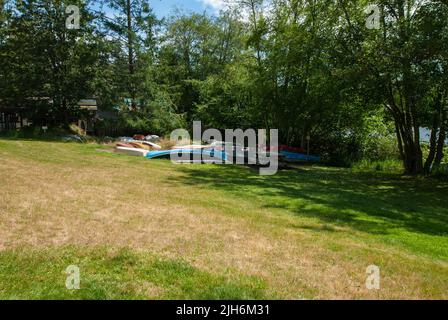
(280, 151), (321, 162)
(146, 148), (228, 161)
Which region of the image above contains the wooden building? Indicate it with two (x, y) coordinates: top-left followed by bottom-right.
(77, 99), (98, 134)
(0, 99), (98, 134)
(0, 106), (29, 132)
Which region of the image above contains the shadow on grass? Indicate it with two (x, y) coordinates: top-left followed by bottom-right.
(168, 164), (448, 237)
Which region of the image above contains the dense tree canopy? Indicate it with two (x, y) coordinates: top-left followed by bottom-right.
(0, 0), (447, 173)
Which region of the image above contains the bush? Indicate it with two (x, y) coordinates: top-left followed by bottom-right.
(96, 91), (187, 138)
(312, 109), (399, 167)
(351, 159), (403, 173)
(431, 164), (448, 179)
(0, 125), (70, 140)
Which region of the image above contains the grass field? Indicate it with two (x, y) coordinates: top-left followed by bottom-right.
(0, 139), (447, 299)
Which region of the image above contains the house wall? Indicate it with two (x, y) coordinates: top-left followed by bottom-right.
(0, 112), (21, 132)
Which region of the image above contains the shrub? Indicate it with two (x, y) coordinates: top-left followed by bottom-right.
(351, 159), (403, 173)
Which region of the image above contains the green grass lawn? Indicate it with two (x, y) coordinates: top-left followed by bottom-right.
(0, 138), (447, 299)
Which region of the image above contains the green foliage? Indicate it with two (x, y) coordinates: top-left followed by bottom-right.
(1, 0), (447, 170)
(99, 0), (159, 109)
(431, 164), (448, 179)
(0, 125), (72, 140)
(311, 106), (398, 166)
(351, 159), (404, 173)
(331, 0), (448, 173)
(1, 0), (102, 125)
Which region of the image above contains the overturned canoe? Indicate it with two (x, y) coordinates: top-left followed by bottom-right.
(146, 148), (227, 162)
(116, 147), (149, 157)
(129, 142), (151, 150)
(142, 141), (162, 150)
(117, 142), (135, 148)
(280, 151), (321, 162)
(119, 139), (162, 150)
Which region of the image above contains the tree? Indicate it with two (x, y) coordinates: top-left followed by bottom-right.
(335, 0), (448, 174)
(0, 0), (102, 125)
(100, 0), (158, 109)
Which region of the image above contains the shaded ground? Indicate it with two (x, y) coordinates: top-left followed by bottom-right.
(171, 165), (448, 238)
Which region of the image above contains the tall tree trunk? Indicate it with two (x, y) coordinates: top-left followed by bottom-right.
(388, 90), (424, 174)
(126, 0), (136, 109)
(424, 93), (444, 173)
(424, 103), (441, 173)
(390, 1), (424, 174)
(394, 116), (405, 161)
(394, 114), (424, 174)
(434, 105), (447, 168)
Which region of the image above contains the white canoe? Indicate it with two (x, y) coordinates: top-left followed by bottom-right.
(116, 147), (148, 157)
(119, 139), (162, 150)
(141, 141), (162, 150)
